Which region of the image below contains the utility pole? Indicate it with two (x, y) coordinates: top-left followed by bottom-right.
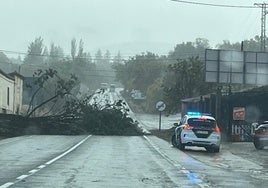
(255, 3), (268, 52)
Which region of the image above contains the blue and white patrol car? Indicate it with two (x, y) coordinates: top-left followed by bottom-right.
(171, 112), (221, 152)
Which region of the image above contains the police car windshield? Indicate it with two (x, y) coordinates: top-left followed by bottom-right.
(188, 118), (216, 128)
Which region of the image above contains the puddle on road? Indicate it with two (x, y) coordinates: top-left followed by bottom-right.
(250, 169), (268, 180)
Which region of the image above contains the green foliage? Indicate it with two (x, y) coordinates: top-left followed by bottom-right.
(113, 52), (164, 94)
(26, 68), (79, 117)
(71, 38), (77, 61)
(162, 57), (216, 113)
(169, 38), (210, 61)
(0, 97), (142, 136)
(48, 43), (64, 63)
(24, 36), (45, 64)
(47, 38), (98, 90)
(95, 49), (103, 64)
(22, 36), (117, 92)
(113, 62), (128, 89)
(103, 50), (111, 64)
(144, 78), (164, 113)
(216, 40), (241, 51)
(243, 36), (262, 51)
(113, 51), (123, 64)
(80, 106), (141, 135)
(216, 35), (263, 51)
(113, 38), (214, 114)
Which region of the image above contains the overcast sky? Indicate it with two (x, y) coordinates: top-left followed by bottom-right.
(0, 0), (262, 58)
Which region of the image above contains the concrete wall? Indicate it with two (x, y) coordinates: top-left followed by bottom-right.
(0, 72), (23, 114)
(0, 73), (14, 113)
(13, 75), (23, 114)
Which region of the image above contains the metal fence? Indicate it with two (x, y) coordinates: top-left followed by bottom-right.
(231, 124), (255, 142)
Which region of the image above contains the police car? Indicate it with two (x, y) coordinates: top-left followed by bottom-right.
(171, 112), (221, 152)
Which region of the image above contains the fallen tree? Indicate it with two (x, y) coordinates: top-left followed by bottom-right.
(1, 69), (143, 137)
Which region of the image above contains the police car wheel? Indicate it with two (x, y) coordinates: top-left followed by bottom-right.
(171, 135), (177, 147)
(177, 134), (185, 150)
(254, 140), (264, 150)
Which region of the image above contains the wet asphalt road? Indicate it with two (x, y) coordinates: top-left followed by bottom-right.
(134, 113), (180, 130)
(0, 134), (267, 188)
(135, 113), (268, 171)
(136, 113), (268, 187)
(0, 90), (267, 188)
(0, 135), (199, 188)
(0, 136), (85, 186)
(0, 87), (268, 188)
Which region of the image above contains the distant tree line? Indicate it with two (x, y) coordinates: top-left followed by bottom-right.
(23, 36), (123, 65)
(0, 36), (124, 117)
(113, 36), (265, 113)
(1, 35), (265, 114)
(16, 36), (123, 91)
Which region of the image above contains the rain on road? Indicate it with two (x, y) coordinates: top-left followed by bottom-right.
(0, 134), (267, 187)
(0, 90), (267, 187)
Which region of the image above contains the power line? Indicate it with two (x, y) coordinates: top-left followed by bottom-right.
(0, 49), (125, 59)
(254, 3), (268, 51)
(170, 0), (258, 9)
(241, 9), (259, 39)
(0, 48), (206, 61)
(0, 49), (171, 59)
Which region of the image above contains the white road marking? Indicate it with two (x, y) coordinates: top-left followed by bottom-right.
(0, 183), (14, 188)
(0, 135), (92, 188)
(46, 135), (91, 165)
(143, 135), (210, 188)
(16, 175), (28, 180)
(216, 163), (230, 169)
(29, 169), (39, 174)
(37, 165), (46, 169)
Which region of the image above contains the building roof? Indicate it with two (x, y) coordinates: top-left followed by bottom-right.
(0, 68), (14, 80)
(9, 71), (24, 80)
(0, 69), (24, 80)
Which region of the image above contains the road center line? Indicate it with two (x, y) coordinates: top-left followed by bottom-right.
(0, 183), (14, 188)
(37, 165), (46, 169)
(0, 135), (92, 188)
(16, 175), (29, 180)
(46, 135), (91, 165)
(29, 169), (39, 174)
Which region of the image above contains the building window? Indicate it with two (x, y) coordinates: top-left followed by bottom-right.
(7, 87), (10, 106)
(2, 108), (7, 114)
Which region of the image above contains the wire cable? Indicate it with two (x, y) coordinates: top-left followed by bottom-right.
(0, 49), (171, 59)
(0, 48), (205, 61)
(170, 0), (259, 9)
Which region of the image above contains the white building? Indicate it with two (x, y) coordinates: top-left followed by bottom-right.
(0, 69), (23, 114)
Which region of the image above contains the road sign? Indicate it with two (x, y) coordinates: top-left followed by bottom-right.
(156, 101), (166, 112)
(205, 49), (268, 85)
(233, 107), (245, 120)
(155, 101), (166, 130)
